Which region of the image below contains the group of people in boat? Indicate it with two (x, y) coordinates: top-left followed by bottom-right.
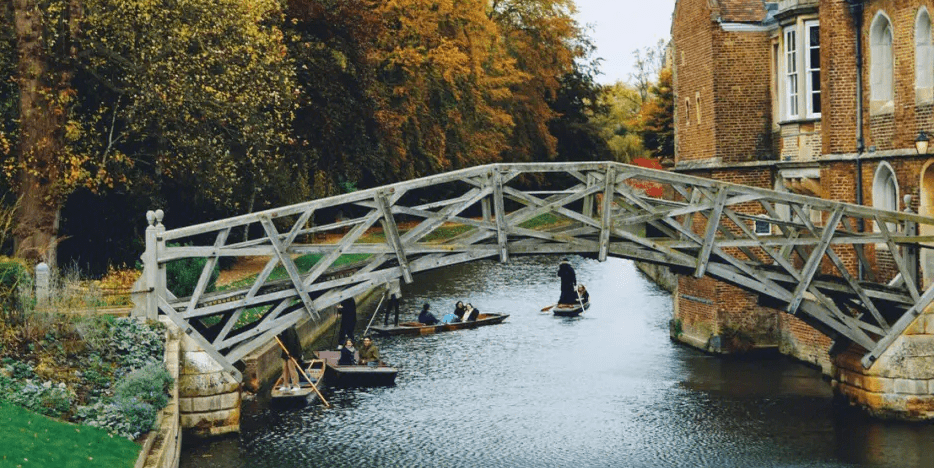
(557, 258), (588, 307)
(416, 301), (481, 325)
(337, 336), (380, 366)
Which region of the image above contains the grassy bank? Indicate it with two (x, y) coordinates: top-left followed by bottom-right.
(0, 401), (140, 468)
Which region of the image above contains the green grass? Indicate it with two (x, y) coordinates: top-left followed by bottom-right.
(0, 401), (140, 468)
(518, 213), (566, 229)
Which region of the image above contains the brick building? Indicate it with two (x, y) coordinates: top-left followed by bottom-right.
(670, 0), (933, 419)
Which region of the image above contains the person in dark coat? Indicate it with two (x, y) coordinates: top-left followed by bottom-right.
(417, 303), (439, 325)
(338, 338), (356, 365)
(277, 326), (303, 391)
(462, 303), (480, 322)
(337, 297), (357, 342)
(557, 258), (578, 305)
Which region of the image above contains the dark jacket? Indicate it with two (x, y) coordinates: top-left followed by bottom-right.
(338, 345), (356, 365)
(339, 298), (357, 333)
(557, 262), (577, 304)
(462, 307), (480, 322)
(278, 327), (302, 360)
(418, 309), (439, 325)
(359, 343), (380, 364)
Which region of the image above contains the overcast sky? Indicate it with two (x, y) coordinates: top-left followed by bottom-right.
(573, 1), (676, 85)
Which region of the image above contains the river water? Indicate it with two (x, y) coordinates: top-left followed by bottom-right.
(181, 256), (933, 468)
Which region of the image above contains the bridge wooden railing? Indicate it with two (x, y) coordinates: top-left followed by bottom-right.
(136, 162), (933, 381)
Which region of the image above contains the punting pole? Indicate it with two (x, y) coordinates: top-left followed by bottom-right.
(362, 294), (386, 337)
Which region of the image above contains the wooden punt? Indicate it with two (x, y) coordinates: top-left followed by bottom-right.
(369, 313), (509, 336)
(271, 359), (326, 400)
(314, 350), (398, 387)
(552, 300), (590, 317)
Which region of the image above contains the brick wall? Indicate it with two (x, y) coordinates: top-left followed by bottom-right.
(673, 0), (718, 163)
(821, 0), (934, 154)
(713, 28), (774, 162)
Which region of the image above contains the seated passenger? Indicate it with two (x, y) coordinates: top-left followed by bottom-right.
(338, 338), (356, 365)
(451, 301), (467, 322)
(577, 284), (589, 303)
(358, 336), (380, 367)
(462, 303), (480, 322)
(417, 303), (440, 325)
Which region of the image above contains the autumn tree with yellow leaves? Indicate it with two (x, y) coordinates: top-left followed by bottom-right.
(2, 0), (610, 271)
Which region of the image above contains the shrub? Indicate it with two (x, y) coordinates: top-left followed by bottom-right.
(166, 243), (219, 297)
(106, 318), (165, 377)
(78, 397), (159, 440)
(115, 362), (173, 409)
(0, 257), (30, 325)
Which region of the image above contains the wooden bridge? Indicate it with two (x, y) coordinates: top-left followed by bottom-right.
(136, 162), (934, 381)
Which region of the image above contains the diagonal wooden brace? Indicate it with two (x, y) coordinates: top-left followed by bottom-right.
(260, 216), (319, 320)
(694, 187), (728, 277)
(787, 206), (844, 314)
(375, 192), (413, 283)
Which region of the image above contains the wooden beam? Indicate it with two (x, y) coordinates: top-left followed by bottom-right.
(787, 206), (844, 314)
(695, 188), (729, 278)
(874, 215), (921, 303)
(260, 216), (320, 319)
(159, 297), (241, 382)
(861, 285), (934, 368)
(598, 166), (615, 261)
(493, 170), (509, 263)
(183, 228), (230, 314)
(375, 192), (413, 283)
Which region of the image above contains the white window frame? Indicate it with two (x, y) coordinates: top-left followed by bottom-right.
(872, 161), (900, 237)
(916, 8), (934, 104)
(870, 12), (895, 113)
(753, 215), (772, 236)
(784, 25), (799, 119)
(805, 20), (821, 118)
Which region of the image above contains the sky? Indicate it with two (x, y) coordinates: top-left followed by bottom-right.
(572, 1), (676, 85)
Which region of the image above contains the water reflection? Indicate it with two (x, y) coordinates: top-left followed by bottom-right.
(181, 256), (933, 468)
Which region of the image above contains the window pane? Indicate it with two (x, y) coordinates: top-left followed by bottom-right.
(810, 49), (820, 68)
(810, 25), (820, 47)
(812, 92), (821, 114)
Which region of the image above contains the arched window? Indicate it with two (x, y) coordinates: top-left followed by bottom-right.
(872, 162), (899, 233)
(916, 9), (934, 103)
(870, 13), (894, 113)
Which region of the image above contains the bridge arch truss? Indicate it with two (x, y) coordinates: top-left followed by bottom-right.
(138, 162), (934, 381)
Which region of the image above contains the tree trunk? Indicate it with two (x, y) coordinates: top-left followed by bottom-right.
(12, 0), (66, 267)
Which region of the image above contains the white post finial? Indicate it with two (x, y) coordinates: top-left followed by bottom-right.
(146, 210), (156, 226)
(155, 209), (165, 226)
(35, 262), (50, 307)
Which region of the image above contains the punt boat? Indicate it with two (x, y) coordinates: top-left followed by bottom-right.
(552, 300), (590, 317)
(314, 350), (398, 387)
(270, 359), (326, 401)
(369, 313), (509, 336)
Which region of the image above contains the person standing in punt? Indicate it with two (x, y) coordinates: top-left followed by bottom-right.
(337, 297), (357, 342)
(277, 326), (303, 392)
(557, 258), (578, 305)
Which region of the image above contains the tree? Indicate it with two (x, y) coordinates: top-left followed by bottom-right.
(5, 0), (296, 265)
(591, 82), (647, 162)
(638, 67), (674, 158)
(629, 38), (667, 102)
(489, 0), (582, 162)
